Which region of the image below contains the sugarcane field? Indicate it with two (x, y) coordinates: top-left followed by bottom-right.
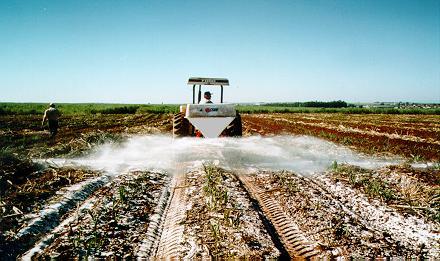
(2, 1), (440, 259)
(1, 107), (439, 259)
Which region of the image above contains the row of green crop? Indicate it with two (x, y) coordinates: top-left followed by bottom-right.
(1, 103), (439, 115)
(263, 100), (349, 108)
(236, 105), (440, 115)
(0, 103), (180, 115)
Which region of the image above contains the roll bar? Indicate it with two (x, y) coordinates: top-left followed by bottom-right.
(188, 77), (229, 104)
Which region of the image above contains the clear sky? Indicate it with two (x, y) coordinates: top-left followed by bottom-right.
(1, 0), (439, 104)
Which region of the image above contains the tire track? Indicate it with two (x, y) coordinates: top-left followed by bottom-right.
(153, 174), (187, 258)
(136, 171), (189, 259)
(135, 178), (173, 257)
(236, 174), (323, 259)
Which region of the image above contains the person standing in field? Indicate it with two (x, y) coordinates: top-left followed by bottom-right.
(42, 103), (61, 140)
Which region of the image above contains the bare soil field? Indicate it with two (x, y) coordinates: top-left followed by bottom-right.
(0, 114), (171, 158)
(1, 113), (439, 259)
(243, 113), (440, 161)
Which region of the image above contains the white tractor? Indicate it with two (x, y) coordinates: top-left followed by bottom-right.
(173, 77), (242, 138)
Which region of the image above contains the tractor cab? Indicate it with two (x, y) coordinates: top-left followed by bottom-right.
(173, 77), (242, 138)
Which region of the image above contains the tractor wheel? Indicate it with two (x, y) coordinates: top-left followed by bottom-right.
(173, 112), (190, 138)
(224, 112), (243, 137)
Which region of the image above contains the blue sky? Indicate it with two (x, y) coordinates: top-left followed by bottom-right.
(1, 0), (439, 103)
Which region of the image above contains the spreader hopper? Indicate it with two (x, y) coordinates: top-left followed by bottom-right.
(185, 104), (236, 138)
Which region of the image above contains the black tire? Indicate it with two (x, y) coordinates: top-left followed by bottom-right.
(224, 112), (242, 137)
(173, 112), (190, 138)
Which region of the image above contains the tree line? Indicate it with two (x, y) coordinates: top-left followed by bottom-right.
(263, 100), (349, 108)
